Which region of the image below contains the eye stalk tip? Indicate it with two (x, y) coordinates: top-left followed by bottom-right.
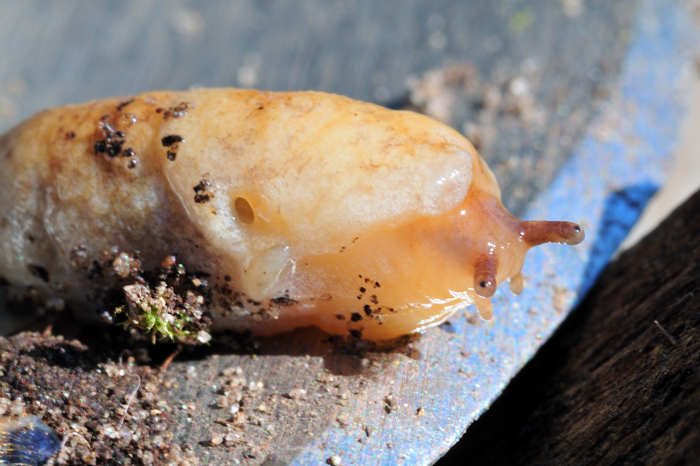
(473, 254), (498, 298)
(522, 220), (585, 246)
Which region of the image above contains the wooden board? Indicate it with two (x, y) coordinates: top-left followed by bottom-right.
(0, 0), (696, 464)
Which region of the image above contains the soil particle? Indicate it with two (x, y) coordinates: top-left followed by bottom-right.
(286, 388), (307, 400)
(0, 332), (182, 465)
(162, 102), (195, 120)
(161, 135), (184, 147)
(209, 433), (224, 446)
(193, 179), (215, 204)
(84, 251), (215, 345)
(161, 135), (184, 161)
(383, 394), (396, 414)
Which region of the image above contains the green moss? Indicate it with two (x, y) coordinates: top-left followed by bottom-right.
(114, 282), (211, 344)
(116, 304), (204, 343)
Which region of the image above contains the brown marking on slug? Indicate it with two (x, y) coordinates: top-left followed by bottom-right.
(116, 99), (134, 112)
(163, 102), (195, 120)
(162, 134), (184, 161)
(193, 179), (214, 203)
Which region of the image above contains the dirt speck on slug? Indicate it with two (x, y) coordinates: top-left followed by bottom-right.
(270, 295), (297, 306)
(161, 135), (184, 147)
(163, 102), (195, 120)
(93, 119), (128, 158)
(162, 135), (184, 161)
(193, 179), (215, 203)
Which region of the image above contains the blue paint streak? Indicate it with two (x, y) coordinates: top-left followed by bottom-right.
(0, 415), (61, 466)
(577, 183), (658, 296)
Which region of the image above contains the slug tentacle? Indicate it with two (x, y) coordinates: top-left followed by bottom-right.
(520, 220), (585, 246)
(509, 272), (524, 296)
(473, 254), (498, 298)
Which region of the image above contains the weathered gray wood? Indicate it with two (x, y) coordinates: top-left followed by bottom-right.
(440, 188), (700, 465)
(0, 1), (648, 464)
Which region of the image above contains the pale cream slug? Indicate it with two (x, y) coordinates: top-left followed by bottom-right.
(0, 89), (583, 342)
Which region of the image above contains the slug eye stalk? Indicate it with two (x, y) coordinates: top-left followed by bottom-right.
(521, 220), (585, 246)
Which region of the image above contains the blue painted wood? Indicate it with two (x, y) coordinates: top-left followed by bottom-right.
(0, 0), (695, 464)
(292, 0), (697, 463)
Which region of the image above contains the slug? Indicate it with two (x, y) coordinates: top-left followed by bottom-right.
(0, 89), (583, 342)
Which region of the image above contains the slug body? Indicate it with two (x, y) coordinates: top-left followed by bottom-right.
(0, 89), (583, 341)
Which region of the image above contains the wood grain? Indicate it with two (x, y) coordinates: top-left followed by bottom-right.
(0, 1), (666, 464)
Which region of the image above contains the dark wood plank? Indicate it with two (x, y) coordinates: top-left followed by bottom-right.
(440, 188), (700, 465)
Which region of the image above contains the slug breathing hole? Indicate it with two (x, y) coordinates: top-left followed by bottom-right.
(234, 197), (255, 224)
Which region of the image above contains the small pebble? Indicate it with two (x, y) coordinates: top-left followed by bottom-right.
(0, 398), (11, 416)
(287, 388), (307, 400)
(210, 433), (224, 446)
